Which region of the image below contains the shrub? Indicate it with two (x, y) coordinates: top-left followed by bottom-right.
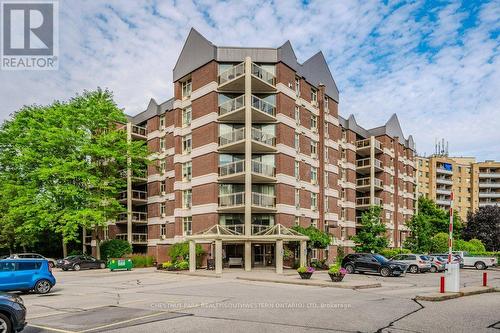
(162, 261), (173, 270)
(175, 260), (189, 270)
(100, 239), (132, 261)
(431, 233), (449, 253)
(328, 263), (347, 276)
(168, 242), (205, 263)
(297, 266), (315, 273)
(379, 248), (411, 259)
(128, 254), (155, 268)
(310, 259), (328, 270)
(283, 248), (294, 260)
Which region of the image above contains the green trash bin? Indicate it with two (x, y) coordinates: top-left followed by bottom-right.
(108, 258), (133, 271)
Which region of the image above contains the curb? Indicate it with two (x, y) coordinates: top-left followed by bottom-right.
(415, 287), (496, 301)
(156, 270), (221, 278)
(235, 276), (381, 289)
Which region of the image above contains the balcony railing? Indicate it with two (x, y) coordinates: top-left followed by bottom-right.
(119, 190), (147, 201)
(478, 192), (500, 198)
(356, 138), (382, 150)
(116, 233), (148, 243)
(251, 160), (275, 177)
(356, 197), (382, 206)
(252, 192), (276, 208)
(356, 158), (383, 169)
(131, 125), (147, 137)
(251, 95), (275, 116)
(223, 224), (273, 235)
(436, 177), (453, 185)
(219, 160), (245, 177)
(251, 128), (276, 146)
(219, 62), (245, 84)
(219, 95), (245, 116)
(219, 127), (245, 146)
(357, 177), (370, 187)
(117, 212), (148, 223)
(219, 192), (245, 208)
(251, 63), (275, 85)
(436, 167), (453, 175)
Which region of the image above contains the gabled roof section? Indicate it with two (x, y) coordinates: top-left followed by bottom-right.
(173, 28), (216, 82)
(129, 97), (174, 124)
(277, 40), (298, 71)
(298, 52), (340, 102)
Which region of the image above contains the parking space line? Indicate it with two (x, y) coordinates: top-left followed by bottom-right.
(28, 324), (79, 333)
(78, 311), (170, 332)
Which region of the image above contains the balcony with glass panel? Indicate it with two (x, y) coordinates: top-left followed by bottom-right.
(218, 62), (276, 93)
(118, 190), (148, 205)
(356, 177), (383, 192)
(356, 158), (383, 175)
(116, 212), (148, 224)
(479, 180), (500, 188)
(219, 127), (245, 152)
(251, 192), (276, 212)
(251, 159), (276, 182)
(356, 138), (382, 157)
(251, 127), (276, 152)
(116, 233), (148, 244)
(251, 95), (276, 122)
(218, 192), (245, 213)
(436, 176), (453, 185)
(218, 95), (245, 122)
(219, 160), (245, 183)
(131, 125), (147, 140)
(251, 63), (276, 92)
(356, 196), (382, 209)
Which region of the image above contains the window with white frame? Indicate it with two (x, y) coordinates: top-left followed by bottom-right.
(311, 248), (318, 260)
(183, 216), (192, 236)
(324, 122), (329, 138)
(182, 190), (192, 209)
(294, 216), (300, 226)
(295, 106), (300, 125)
(311, 219), (318, 228)
(295, 189), (300, 209)
(160, 224), (167, 237)
(160, 159), (166, 173)
(324, 147), (329, 162)
(160, 202), (166, 216)
(324, 221), (329, 233)
(340, 147), (346, 160)
(160, 181), (166, 194)
(182, 134), (192, 154)
(341, 207), (346, 220)
(295, 77), (300, 96)
(295, 161), (300, 180)
(182, 106), (192, 127)
(341, 129), (347, 141)
(340, 168), (346, 181)
(341, 226), (347, 240)
(311, 114), (317, 131)
(311, 88), (317, 105)
(160, 137), (165, 151)
(311, 193), (317, 210)
(295, 133), (300, 152)
(182, 79), (192, 99)
(311, 166), (317, 185)
(341, 188), (346, 200)
(324, 96), (329, 111)
(311, 141), (317, 157)
(159, 115), (165, 129)
(325, 195), (329, 212)
(324, 171), (328, 187)
(182, 161), (192, 182)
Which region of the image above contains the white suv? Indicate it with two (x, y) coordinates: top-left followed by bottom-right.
(390, 254), (431, 273)
(9, 253), (57, 268)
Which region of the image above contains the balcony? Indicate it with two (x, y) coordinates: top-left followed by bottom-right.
(219, 160), (245, 182)
(478, 192), (500, 198)
(116, 233), (148, 244)
(218, 192), (245, 212)
(218, 62), (276, 93)
(251, 128), (276, 152)
(356, 177), (383, 192)
(219, 128), (245, 152)
(436, 198), (451, 206)
(218, 95), (245, 121)
(223, 224), (274, 235)
(116, 212), (148, 224)
(436, 188), (451, 195)
(251, 160), (276, 182)
(436, 167), (453, 175)
(479, 201), (499, 207)
(479, 182), (500, 188)
(131, 125), (147, 140)
(356, 138), (382, 157)
(251, 95), (276, 122)
(436, 177), (453, 185)
(356, 158), (383, 175)
(119, 190), (147, 205)
(479, 172), (500, 178)
(251, 192), (276, 212)
(356, 196), (382, 209)
(251, 63), (276, 92)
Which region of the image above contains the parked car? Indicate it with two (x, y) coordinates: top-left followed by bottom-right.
(60, 255), (106, 271)
(429, 256), (447, 273)
(430, 253), (464, 268)
(9, 253), (57, 268)
(453, 251), (498, 270)
(389, 254), (431, 273)
(341, 253), (408, 277)
(0, 259), (56, 294)
(56, 255), (78, 268)
(0, 292), (26, 333)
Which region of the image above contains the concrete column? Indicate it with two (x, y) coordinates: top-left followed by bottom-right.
(126, 122), (133, 244)
(300, 240), (307, 267)
(370, 136), (375, 205)
(215, 239), (223, 274)
(82, 228), (87, 254)
(244, 241), (252, 271)
(189, 240), (196, 272)
(275, 239), (283, 274)
(244, 57), (252, 237)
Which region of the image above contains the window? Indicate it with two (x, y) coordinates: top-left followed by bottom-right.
(160, 224), (167, 237)
(341, 227), (347, 240)
(340, 208), (346, 220)
(341, 188), (346, 200)
(182, 190), (192, 209)
(182, 161), (192, 182)
(160, 202), (166, 216)
(311, 249), (318, 260)
(295, 77), (300, 96)
(311, 219), (318, 228)
(311, 167), (317, 185)
(311, 114), (317, 131)
(341, 129), (347, 141)
(295, 161), (300, 180)
(183, 217), (192, 236)
(311, 141), (317, 157)
(311, 193), (318, 210)
(341, 148), (346, 160)
(324, 147), (329, 162)
(295, 133), (300, 152)
(160, 159), (167, 173)
(324, 221), (329, 233)
(294, 216), (300, 226)
(18, 262), (42, 270)
(182, 106), (192, 127)
(182, 134), (192, 154)
(182, 79), (192, 99)
(159, 115), (165, 129)
(324, 171), (329, 188)
(340, 168), (346, 181)
(311, 88), (317, 105)
(160, 137), (165, 151)
(295, 189), (300, 209)
(325, 195), (329, 212)
(295, 106), (300, 125)
(324, 96), (329, 111)
(324, 122), (329, 138)
(160, 181), (166, 194)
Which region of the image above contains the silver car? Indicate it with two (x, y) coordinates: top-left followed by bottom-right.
(390, 254), (432, 273)
(9, 253), (57, 268)
(429, 256), (447, 273)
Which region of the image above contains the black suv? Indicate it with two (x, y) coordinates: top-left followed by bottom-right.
(60, 255), (106, 271)
(341, 253), (408, 277)
(0, 292), (26, 332)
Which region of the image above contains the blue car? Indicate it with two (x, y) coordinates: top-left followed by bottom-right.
(0, 291), (26, 332)
(0, 259), (56, 294)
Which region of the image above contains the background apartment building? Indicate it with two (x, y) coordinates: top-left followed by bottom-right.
(87, 29), (417, 265)
(416, 155), (500, 220)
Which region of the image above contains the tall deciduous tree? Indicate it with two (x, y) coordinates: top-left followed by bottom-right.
(0, 89), (147, 253)
(463, 206), (500, 251)
(351, 205), (388, 253)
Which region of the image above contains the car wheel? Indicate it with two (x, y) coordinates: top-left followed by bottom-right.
(380, 267), (391, 277)
(35, 279), (52, 294)
(73, 264), (81, 271)
(345, 264), (355, 274)
(475, 261), (486, 270)
(408, 265), (419, 274)
(0, 312), (12, 333)
(62, 267), (68, 271)
(430, 266), (437, 273)
(100, 263), (106, 269)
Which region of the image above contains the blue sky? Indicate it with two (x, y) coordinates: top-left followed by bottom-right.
(0, 0), (499, 160)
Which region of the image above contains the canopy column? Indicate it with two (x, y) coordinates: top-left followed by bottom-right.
(300, 240), (307, 267)
(215, 239), (223, 274)
(189, 240), (196, 272)
(275, 239), (283, 274)
(244, 241), (251, 271)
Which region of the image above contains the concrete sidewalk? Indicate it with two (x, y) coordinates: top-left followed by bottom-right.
(415, 286), (496, 301)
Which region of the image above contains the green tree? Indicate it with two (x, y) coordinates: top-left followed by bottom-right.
(168, 242), (204, 263)
(462, 206), (500, 251)
(351, 206), (388, 253)
(291, 225), (331, 264)
(431, 232), (449, 253)
(0, 89), (147, 255)
(100, 239), (132, 260)
(404, 214), (433, 253)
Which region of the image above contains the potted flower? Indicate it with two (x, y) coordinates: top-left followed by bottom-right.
(297, 266), (315, 279)
(328, 263), (347, 282)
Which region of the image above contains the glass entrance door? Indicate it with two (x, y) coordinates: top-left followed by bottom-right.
(253, 244), (275, 267)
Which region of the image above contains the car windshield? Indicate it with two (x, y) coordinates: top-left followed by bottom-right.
(420, 256), (430, 260)
(373, 254), (388, 263)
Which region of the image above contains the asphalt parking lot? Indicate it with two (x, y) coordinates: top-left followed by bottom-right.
(18, 267), (500, 333)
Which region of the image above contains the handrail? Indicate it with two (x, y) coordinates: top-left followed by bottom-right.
(219, 160), (245, 176)
(251, 127), (276, 146)
(219, 95), (245, 116)
(219, 127), (245, 146)
(251, 160), (275, 177)
(251, 95), (275, 116)
(251, 63), (275, 85)
(219, 62), (245, 84)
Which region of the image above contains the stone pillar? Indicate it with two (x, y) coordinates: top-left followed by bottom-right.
(126, 122), (133, 244)
(275, 239), (283, 274)
(189, 240), (196, 272)
(215, 239), (223, 274)
(244, 57), (252, 237)
(244, 241), (252, 271)
(82, 229), (87, 254)
(300, 240), (307, 267)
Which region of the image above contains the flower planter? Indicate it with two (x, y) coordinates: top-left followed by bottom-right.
(299, 272), (313, 279)
(328, 273), (345, 282)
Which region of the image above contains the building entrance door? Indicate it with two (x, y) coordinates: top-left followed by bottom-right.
(253, 244), (275, 267)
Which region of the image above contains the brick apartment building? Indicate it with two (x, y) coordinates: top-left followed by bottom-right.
(87, 29), (417, 270)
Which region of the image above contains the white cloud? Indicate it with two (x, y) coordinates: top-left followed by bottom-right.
(0, 0), (498, 160)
